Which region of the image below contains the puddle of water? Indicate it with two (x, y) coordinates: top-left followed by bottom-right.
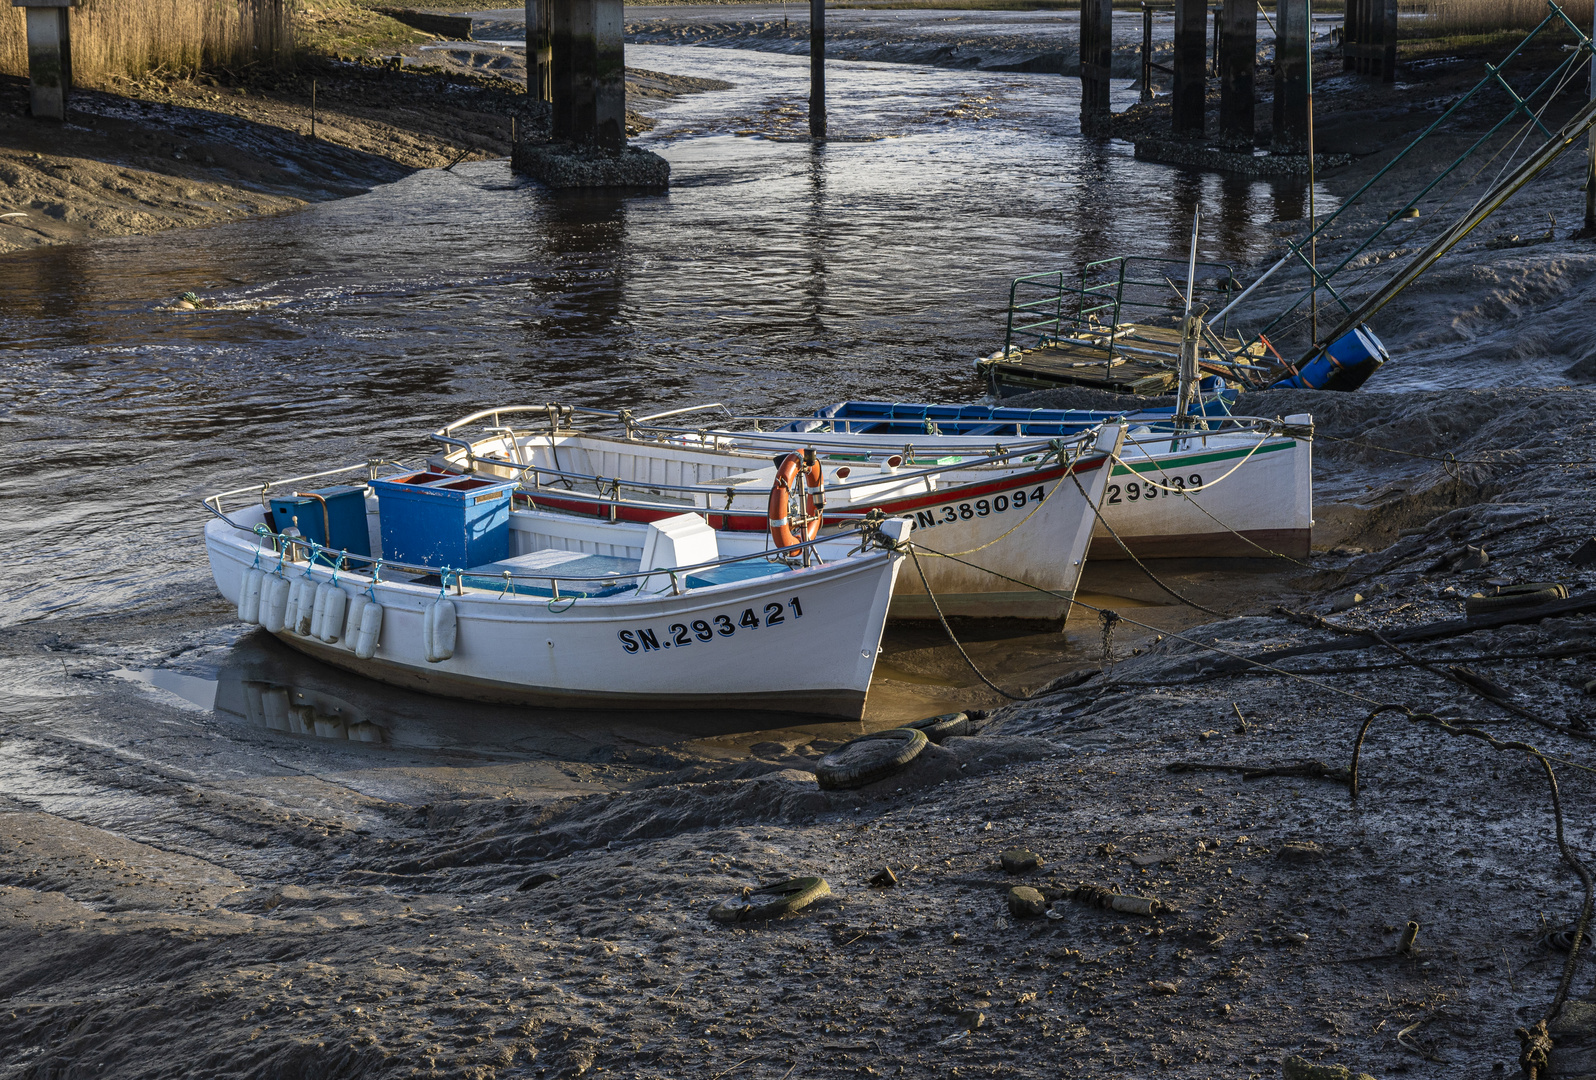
(113, 668), (219, 712)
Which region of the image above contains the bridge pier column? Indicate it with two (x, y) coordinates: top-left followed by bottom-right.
(552, 0), (624, 149)
(809, 0), (825, 139)
(1271, 0), (1309, 153)
(1217, 0), (1254, 148)
(514, 0), (668, 187)
(1171, 0), (1206, 139)
(1079, 0), (1112, 138)
(15, 0), (73, 121)
(526, 0), (551, 103)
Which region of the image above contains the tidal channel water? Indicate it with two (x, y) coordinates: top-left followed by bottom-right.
(0, 44), (1322, 629)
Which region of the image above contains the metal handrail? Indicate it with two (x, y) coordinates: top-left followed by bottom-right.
(205, 461), (379, 511)
(435, 403), (623, 438)
(1001, 255), (1240, 360)
(631, 402), (733, 424)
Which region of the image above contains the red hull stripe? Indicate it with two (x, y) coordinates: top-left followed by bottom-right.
(518, 457), (1104, 533)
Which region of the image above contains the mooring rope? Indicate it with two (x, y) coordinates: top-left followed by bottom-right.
(1350, 706), (1593, 1023)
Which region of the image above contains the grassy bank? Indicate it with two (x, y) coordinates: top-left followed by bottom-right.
(1411, 0), (1593, 34)
(0, 0), (291, 84)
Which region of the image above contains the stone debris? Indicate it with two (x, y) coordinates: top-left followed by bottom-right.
(1000, 848), (1043, 874)
(1276, 841), (1325, 864)
(1006, 886), (1047, 918)
(1281, 1056), (1379, 1080)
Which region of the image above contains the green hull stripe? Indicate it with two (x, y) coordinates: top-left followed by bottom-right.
(1110, 439), (1296, 476)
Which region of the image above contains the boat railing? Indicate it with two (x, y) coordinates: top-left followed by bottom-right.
(435, 403), (627, 438)
(632, 411), (1287, 447)
(201, 498), (898, 596)
(626, 417), (1088, 454)
(439, 434), (1101, 508)
(204, 459), (412, 513)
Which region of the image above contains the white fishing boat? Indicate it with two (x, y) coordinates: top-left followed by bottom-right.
(201, 463), (910, 719)
(430, 410), (1127, 622)
(639, 405), (1315, 560)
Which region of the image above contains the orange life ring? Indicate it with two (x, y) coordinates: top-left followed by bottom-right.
(767, 451), (824, 548)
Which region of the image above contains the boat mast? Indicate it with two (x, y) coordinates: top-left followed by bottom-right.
(1176, 208), (1201, 418)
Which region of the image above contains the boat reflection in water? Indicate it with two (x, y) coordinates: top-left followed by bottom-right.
(222, 679), (385, 744)
(208, 630), (867, 758)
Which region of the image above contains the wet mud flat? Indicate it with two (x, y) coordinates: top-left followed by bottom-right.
(0, 60), (721, 255)
(621, 3), (1161, 76)
(4, 386), (1595, 1078)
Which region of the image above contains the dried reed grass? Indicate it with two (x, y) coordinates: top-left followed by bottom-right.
(0, 0), (291, 84)
(1412, 0), (1594, 34)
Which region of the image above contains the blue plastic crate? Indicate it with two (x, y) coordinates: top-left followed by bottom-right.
(370, 472), (518, 572)
(269, 485), (371, 557)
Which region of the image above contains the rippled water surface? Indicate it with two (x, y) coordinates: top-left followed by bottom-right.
(0, 44), (1317, 625)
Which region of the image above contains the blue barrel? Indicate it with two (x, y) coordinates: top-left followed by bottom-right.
(1269, 324), (1389, 391)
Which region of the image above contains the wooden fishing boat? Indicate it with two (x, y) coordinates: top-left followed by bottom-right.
(430, 409), (1126, 622)
(638, 401), (1315, 561)
(202, 463), (909, 719)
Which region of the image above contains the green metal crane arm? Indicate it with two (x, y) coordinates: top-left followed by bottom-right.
(1297, 95), (1596, 369)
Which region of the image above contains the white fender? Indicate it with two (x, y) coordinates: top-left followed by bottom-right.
(261, 575), (290, 633)
(237, 567), (264, 625)
(423, 597), (457, 663)
(342, 593), (368, 652)
(316, 584), (347, 644)
(284, 577), (305, 634)
(354, 601), (383, 660)
(293, 578), (316, 636)
(309, 581), (331, 639)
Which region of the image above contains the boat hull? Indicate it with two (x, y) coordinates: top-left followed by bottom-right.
(694, 416), (1313, 562)
(205, 512), (904, 720)
(453, 427), (1124, 623)
(1088, 428), (1313, 560)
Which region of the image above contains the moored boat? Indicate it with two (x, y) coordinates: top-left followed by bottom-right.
(632, 402), (1316, 561)
(430, 409), (1127, 621)
(202, 463), (910, 719)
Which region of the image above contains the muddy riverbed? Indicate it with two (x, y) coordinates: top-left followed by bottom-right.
(4, 9), (1596, 1080)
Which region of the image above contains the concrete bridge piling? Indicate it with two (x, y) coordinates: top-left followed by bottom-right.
(550, 0), (624, 149)
(1343, 0), (1397, 82)
(1079, 0), (1113, 138)
(15, 0), (73, 121)
(526, 0), (552, 102)
(1218, 0), (1255, 148)
(1272, 0), (1310, 153)
(1171, 0), (1207, 138)
(512, 0), (669, 188)
(810, 0), (825, 138)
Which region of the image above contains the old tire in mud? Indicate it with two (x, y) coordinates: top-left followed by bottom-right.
(815, 727), (929, 790)
(905, 712), (970, 743)
(709, 876), (831, 924)
(1464, 582), (1567, 616)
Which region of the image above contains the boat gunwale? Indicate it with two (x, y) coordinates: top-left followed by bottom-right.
(204, 516), (903, 618)
(202, 483), (904, 601)
(435, 427), (1109, 503)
